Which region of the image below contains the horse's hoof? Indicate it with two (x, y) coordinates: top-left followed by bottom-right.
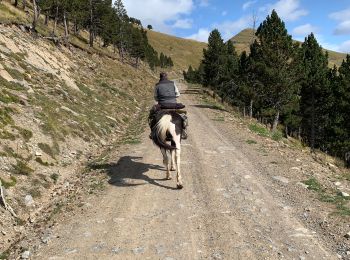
(166, 176), (172, 180)
(170, 167), (176, 171)
(177, 184), (183, 189)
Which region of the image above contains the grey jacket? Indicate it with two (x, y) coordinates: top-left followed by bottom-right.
(154, 79), (180, 104)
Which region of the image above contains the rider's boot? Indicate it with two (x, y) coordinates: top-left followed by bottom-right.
(181, 114), (188, 140)
(181, 129), (188, 139)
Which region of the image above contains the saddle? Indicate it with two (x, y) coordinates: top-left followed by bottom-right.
(148, 103), (188, 130)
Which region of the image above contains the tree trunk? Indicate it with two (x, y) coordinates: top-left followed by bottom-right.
(243, 106), (246, 117)
(249, 99), (253, 118)
(74, 19), (78, 35)
(44, 14), (49, 25)
(53, 5), (58, 35)
(63, 10), (69, 45)
(32, 0), (38, 29)
(89, 0), (94, 47)
(271, 110), (280, 132)
(311, 92), (315, 150)
(284, 125), (288, 138)
(14, 0), (18, 7)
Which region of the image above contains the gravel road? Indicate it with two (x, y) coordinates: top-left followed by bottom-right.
(34, 83), (337, 260)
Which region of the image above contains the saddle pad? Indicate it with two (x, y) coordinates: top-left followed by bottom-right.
(160, 103), (186, 109)
(162, 109), (187, 114)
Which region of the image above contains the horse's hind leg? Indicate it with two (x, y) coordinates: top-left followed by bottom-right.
(170, 148), (176, 171)
(175, 147), (182, 189)
(161, 148), (171, 180)
(172, 136), (182, 189)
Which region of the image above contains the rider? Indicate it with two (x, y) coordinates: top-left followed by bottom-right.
(150, 72), (188, 139)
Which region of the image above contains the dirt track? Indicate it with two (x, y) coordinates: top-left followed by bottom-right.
(33, 83), (338, 260)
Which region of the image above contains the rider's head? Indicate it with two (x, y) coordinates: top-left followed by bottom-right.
(160, 72), (168, 81)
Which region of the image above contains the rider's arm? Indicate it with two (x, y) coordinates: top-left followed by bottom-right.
(174, 82), (180, 98)
(154, 86), (159, 102)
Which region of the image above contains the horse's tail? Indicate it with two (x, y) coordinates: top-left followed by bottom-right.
(151, 114), (176, 150)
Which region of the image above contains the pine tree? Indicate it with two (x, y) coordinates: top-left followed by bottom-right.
(249, 10), (298, 131)
(328, 55), (350, 160)
(299, 33), (331, 150)
(202, 29), (226, 88)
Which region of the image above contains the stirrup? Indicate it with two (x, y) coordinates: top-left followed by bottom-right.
(181, 129), (188, 140)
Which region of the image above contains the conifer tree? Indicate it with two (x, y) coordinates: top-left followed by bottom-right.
(250, 10), (298, 131)
(328, 55), (350, 159)
(202, 29), (226, 88)
(299, 33), (331, 150)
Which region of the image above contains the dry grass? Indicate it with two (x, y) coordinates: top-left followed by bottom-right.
(147, 29), (207, 72)
(230, 28), (347, 67)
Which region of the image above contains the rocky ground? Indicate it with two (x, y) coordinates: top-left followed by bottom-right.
(5, 82), (349, 259)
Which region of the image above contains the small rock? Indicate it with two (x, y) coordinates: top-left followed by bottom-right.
(132, 247), (145, 254)
(335, 182), (341, 186)
(344, 232), (350, 239)
(341, 192), (350, 197)
(21, 250), (30, 259)
(273, 176), (289, 184)
(346, 251), (350, 255)
(297, 182), (309, 189)
(111, 247), (121, 254)
(63, 182), (70, 189)
(328, 162), (338, 169)
(35, 151), (42, 157)
(1, 230), (6, 235)
(24, 195), (34, 207)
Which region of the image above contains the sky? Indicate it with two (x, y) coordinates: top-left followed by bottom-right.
(123, 0), (350, 53)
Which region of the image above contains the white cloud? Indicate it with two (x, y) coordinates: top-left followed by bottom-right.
(329, 8), (350, 21)
(198, 0), (209, 7)
(187, 15), (251, 42)
(338, 40), (350, 53)
(316, 36), (350, 54)
(292, 23), (318, 36)
(173, 19), (193, 29)
(242, 0), (257, 11)
(123, 0), (194, 32)
(260, 0), (308, 22)
(314, 34), (339, 52)
(187, 28), (211, 42)
(215, 16), (251, 40)
(329, 8), (350, 35)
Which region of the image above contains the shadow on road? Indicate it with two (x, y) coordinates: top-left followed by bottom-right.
(192, 104), (228, 112)
(182, 88), (202, 95)
(89, 156), (178, 190)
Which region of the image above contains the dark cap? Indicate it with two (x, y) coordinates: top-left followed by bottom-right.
(160, 72), (168, 80)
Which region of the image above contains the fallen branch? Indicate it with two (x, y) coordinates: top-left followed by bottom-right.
(0, 180), (17, 218)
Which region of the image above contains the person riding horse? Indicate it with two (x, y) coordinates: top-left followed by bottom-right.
(149, 72), (188, 140)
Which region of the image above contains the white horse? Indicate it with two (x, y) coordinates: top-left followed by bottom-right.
(151, 111), (183, 189)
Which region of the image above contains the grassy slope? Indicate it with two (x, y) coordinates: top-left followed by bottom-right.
(0, 1), (158, 252)
(230, 28), (347, 67)
(147, 29), (207, 72)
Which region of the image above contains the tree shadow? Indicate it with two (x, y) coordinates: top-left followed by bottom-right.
(182, 88), (202, 95)
(89, 156), (178, 190)
(192, 104), (228, 112)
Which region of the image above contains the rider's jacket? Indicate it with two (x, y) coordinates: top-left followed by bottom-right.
(154, 79), (180, 105)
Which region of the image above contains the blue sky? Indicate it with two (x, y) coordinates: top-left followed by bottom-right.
(123, 0), (350, 53)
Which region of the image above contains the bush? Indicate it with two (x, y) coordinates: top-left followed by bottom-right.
(271, 130), (283, 141)
(12, 160), (33, 175)
(248, 123), (270, 137)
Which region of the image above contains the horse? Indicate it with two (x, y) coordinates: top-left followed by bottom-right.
(151, 111), (184, 189)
